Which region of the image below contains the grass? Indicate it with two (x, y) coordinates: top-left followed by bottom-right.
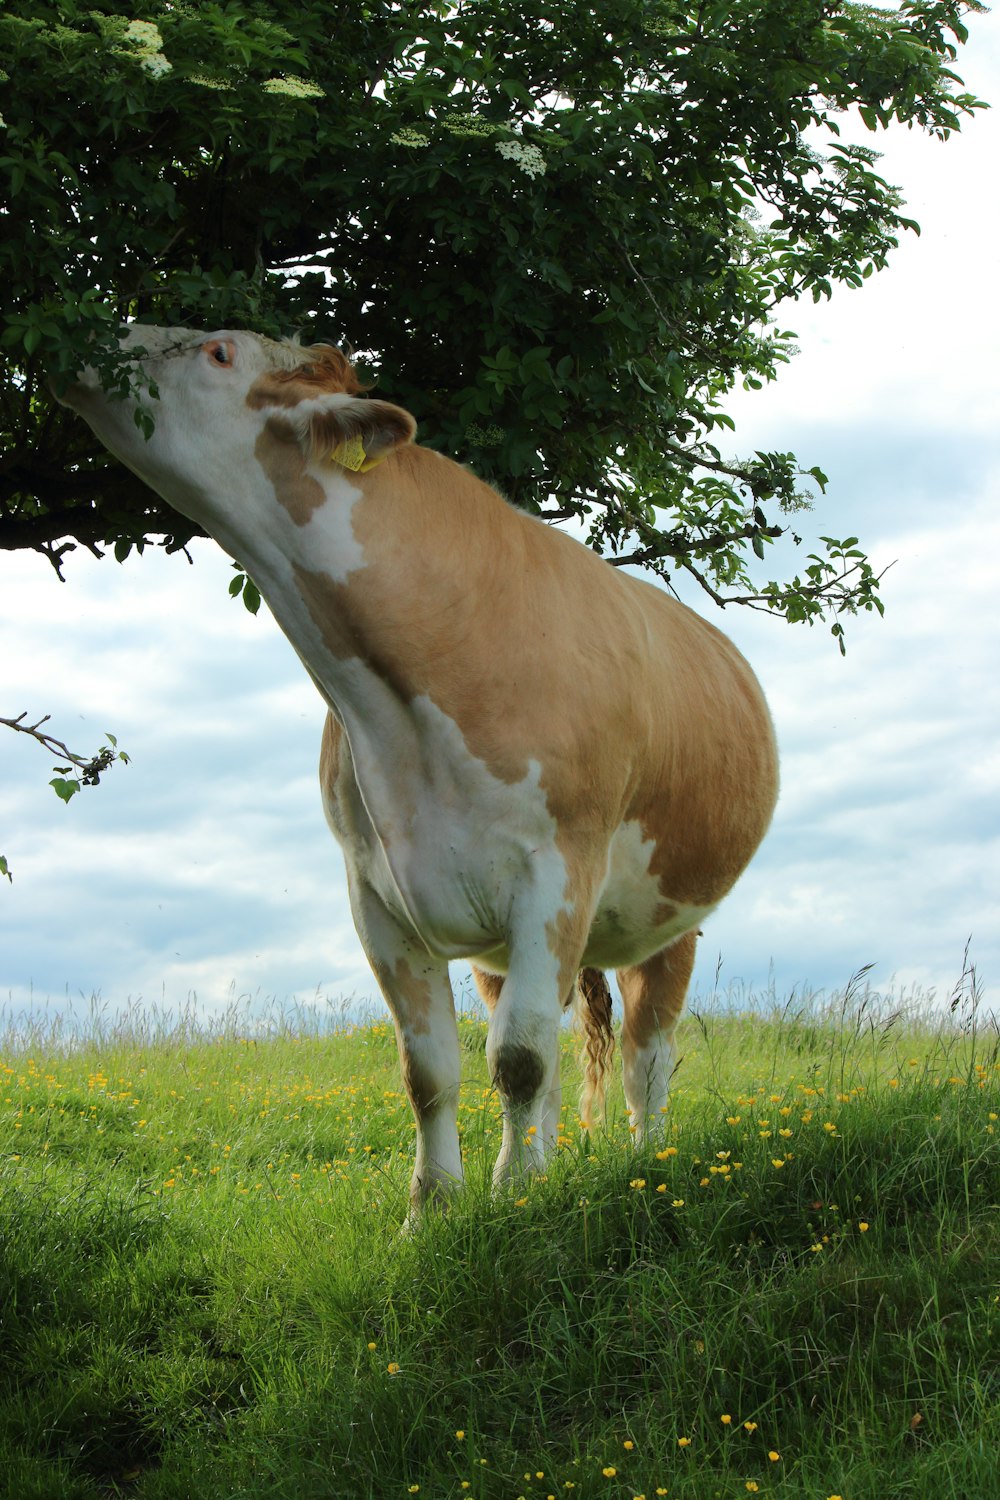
(2, 981), (1000, 1499)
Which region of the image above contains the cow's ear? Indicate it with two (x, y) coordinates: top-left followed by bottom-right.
(273, 394), (416, 472)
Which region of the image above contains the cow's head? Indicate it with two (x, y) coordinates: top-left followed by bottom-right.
(58, 325), (416, 536)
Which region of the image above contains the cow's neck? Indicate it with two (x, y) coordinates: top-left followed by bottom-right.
(223, 445), (521, 791)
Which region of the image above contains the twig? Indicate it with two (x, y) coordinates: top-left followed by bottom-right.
(0, 712), (122, 784)
(1, 711), (92, 768)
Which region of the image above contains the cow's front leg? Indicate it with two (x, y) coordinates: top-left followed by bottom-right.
(486, 977), (561, 1187)
(475, 963), (564, 1167)
(485, 901), (587, 1190)
(347, 875), (463, 1218)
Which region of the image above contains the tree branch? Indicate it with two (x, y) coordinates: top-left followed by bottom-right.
(1, 711), (103, 772)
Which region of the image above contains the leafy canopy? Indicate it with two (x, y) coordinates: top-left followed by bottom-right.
(0, 0), (986, 645)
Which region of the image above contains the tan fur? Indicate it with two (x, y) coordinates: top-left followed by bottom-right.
(253, 427), (327, 526)
(471, 967), (504, 1010)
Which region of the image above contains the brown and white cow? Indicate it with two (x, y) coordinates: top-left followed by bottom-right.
(60, 326), (779, 1217)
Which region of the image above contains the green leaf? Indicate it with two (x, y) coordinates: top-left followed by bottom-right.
(49, 777), (81, 803)
(242, 580), (261, 615)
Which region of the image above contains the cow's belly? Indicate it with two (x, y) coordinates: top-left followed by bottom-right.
(581, 818), (714, 971)
(325, 716), (561, 956)
(386, 810), (711, 975)
(326, 699), (712, 972)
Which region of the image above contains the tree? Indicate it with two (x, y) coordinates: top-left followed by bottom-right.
(0, 0), (987, 648)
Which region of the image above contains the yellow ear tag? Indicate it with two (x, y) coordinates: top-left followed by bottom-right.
(330, 436), (385, 473)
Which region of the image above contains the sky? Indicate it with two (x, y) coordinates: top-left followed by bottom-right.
(2, 19), (999, 1032)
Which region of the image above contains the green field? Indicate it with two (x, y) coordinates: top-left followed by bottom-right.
(2, 985), (999, 1499)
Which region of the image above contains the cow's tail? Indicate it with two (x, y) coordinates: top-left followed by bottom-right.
(575, 967), (615, 1128)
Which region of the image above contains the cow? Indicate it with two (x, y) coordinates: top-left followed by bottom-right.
(59, 325), (779, 1219)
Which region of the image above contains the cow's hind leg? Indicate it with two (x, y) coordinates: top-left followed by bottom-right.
(617, 930), (697, 1143)
(347, 875), (463, 1218)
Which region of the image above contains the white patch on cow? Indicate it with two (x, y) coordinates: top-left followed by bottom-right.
(287, 467), (368, 582)
(622, 1030), (676, 1142)
(340, 692), (572, 964)
(584, 819), (714, 969)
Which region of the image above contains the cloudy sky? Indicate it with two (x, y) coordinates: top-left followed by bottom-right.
(2, 19), (999, 1030)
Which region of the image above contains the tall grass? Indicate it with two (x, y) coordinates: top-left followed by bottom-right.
(2, 978), (999, 1499)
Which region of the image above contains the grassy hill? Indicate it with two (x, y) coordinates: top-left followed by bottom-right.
(2, 989), (999, 1499)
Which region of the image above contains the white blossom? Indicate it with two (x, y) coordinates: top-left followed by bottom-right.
(443, 113), (500, 139)
(118, 19), (171, 77)
(123, 20), (164, 52)
(495, 139), (546, 178)
(263, 76), (325, 99)
(140, 53), (172, 78)
(390, 127), (431, 148)
(189, 74), (234, 91)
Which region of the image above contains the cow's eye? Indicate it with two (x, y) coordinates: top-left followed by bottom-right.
(206, 340), (233, 366)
